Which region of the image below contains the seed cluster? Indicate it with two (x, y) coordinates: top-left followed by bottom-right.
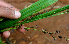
(24, 24), (69, 41)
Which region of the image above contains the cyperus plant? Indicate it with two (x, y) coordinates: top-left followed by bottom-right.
(0, 0), (69, 32)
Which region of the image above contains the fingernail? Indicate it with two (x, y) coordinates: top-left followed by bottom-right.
(15, 10), (21, 18)
(9, 32), (10, 36)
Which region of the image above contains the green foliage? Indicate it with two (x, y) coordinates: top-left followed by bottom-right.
(0, 18), (5, 21)
(0, 0), (69, 32)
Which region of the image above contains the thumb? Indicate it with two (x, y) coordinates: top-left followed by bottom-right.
(0, 6), (21, 19)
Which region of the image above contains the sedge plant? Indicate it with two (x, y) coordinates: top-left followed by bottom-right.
(0, 0), (69, 32)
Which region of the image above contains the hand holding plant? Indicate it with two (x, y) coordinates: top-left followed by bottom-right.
(0, 0), (25, 38)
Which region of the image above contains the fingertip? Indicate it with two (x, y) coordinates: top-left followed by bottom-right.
(0, 6), (21, 19)
(14, 10), (21, 19)
(10, 10), (21, 19)
(3, 31), (10, 38)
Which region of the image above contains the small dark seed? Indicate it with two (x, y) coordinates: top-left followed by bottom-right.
(66, 39), (67, 41)
(49, 32), (53, 35)
(56, 30), (58, 33)
(54, 38), (55, 40)
(58, 36), (62, 38)
(24, 28), (28, 31)
(43, 31), (46, 34)
(52, 36), (55, 38)
(59, 31), (60, 33)
(36, 25), (37, 26)
(30, 27), (34, 28)
(36, 26), (38, 28)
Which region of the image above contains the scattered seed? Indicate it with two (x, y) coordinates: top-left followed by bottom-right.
(42, 28), (48, 34)
(30, 27), (35, 28)
(24, 27), (27, 28)
(45, 29), (46, 31)
(54, 32), (56, 34)
(38, 30), (41, 31)
(42, 28), (44, 31)
(43, 32), (46, 34)
(36, 26), (38, 28)
(54, 38), (56, 40)
(43, 31), (47, 34)
(33, 29), (37, 30)
(27, 28), (30, 29)
(58, 31), (60, 33)
(24, 28), (28, 31)
(56, 30), (60, 33)
(58, 36), (62, 39)
(36, 25), (38, 28)
(49, 32), (53, 35)
(52, 36), (55, 38)
(24, 27), (29, 31)
(66, 39), (67, 41)
(48, 32), (49, 33)
(56, 30), (58, 33)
